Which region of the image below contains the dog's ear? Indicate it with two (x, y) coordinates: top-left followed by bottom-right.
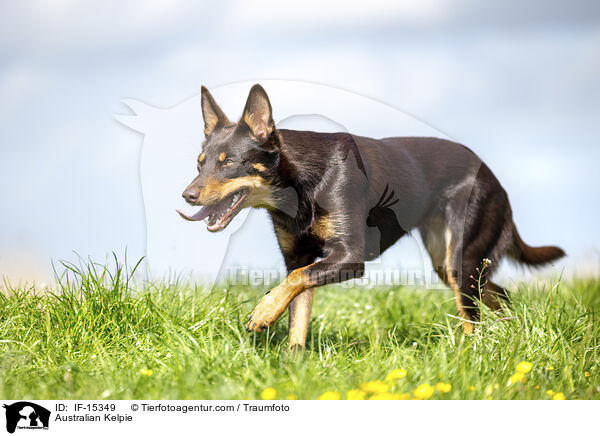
(241, 84), (274, 142)
(201, 86), (230, 137)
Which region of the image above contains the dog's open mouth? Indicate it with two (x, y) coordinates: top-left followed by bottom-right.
(177, 189), (249, 232)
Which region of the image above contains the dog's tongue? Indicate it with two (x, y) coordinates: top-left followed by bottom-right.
(176, 206), (212, 222)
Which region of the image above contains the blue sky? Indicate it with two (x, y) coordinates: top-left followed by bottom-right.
(1, 1), (599, 284)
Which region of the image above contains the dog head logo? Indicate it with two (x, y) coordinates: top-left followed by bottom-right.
(3, 402), (50, 433)
(115, 81), (442, 287)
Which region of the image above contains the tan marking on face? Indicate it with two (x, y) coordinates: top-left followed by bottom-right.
(311, 214), (341, 240)
(445, 227), (473, 334)
(274, 226), (296, 254)
(218, 152), (226, 162)
(198, 153), (205, 163)
(247, 264), (315, 331)
(199, 175), (274, 207)
(252, 163), (267, 172)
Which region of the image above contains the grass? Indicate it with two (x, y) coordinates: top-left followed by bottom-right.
(0, 256), (599, 400)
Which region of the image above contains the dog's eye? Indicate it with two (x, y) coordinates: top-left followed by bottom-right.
(224, 158), (235, 165)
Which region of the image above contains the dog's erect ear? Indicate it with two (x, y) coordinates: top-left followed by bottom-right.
(201, 86), (231, 137)
(241, 84), (274, 142)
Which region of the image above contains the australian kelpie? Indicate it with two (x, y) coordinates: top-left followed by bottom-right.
(179, 84), (564, 348)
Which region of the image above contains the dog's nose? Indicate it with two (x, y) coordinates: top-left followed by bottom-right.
(183, 187), (200, 203)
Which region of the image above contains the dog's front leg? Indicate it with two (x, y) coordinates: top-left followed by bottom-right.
(246, 265), (313, 333)
(246, 249), (364, 333)
(288, 288), (314, 349)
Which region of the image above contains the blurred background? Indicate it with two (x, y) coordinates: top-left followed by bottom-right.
(1, 1), (599, 286)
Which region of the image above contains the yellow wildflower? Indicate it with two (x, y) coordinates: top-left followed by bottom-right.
(436, 382), (452, 393)
(584, 371), (590, 377)
(546, 390), (555, 396)
(346, 389), (366, 400)
(467, 385), (477, 391)
(395, 393), (411, 400)
(260, 387), (277, 400)
(139, 368), (153, 377)
(286, 394), (298, 400)
(385, 369), (407, 381)
(509, 372), (526, 384)
(547, 365), (554, 370)
(318, 391), (341, 400)
(516, 361), (533, 374)
(413, 384), (435, 400)
(361, 380), (390, 393)
(552, 392), (565, 400)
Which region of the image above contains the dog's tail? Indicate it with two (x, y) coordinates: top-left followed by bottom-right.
(511, 224), (565, 266)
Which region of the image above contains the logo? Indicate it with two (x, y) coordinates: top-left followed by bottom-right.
(3, 402), (50, 434)
(115, 80), (445, 289)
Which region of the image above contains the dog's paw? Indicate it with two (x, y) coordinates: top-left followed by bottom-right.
(246, 293), (286, 332)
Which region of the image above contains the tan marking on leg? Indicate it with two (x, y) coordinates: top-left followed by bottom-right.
(288, 288), (314, 350)
(311, 214), (343, 240)
(445, 227), (473, 334)
(247, 264), (314, 332)
(252, 163), (267, 172)
(274, 226), (296, 254)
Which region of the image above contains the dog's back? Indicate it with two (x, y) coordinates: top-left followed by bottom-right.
(275, 129), (564, 330)
(183, 84), (564, 342)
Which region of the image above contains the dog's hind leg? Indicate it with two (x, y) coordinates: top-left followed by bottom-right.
(443, 226), (477, 334)
(420, 216), (473, 334)
(421, 214), (504, 333)
(481, 281), (509, 312)
(288, 289), (314, 350)
(445, 163), (514, 330)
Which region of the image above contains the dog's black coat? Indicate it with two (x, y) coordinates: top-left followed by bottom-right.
(183, 84), (565, 332)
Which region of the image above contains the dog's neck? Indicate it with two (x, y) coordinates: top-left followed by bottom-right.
(268, 130), (319, 234)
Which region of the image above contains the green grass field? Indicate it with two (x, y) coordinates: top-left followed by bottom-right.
(1, 257), (598, 400)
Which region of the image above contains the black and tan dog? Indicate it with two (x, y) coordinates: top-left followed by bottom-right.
(179, 84), (564, 348)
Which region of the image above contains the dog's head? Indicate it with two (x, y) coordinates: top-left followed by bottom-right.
(180, 84), (280, 232)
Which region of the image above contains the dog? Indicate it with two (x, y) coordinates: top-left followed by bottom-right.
(180, 84), (565, 348)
